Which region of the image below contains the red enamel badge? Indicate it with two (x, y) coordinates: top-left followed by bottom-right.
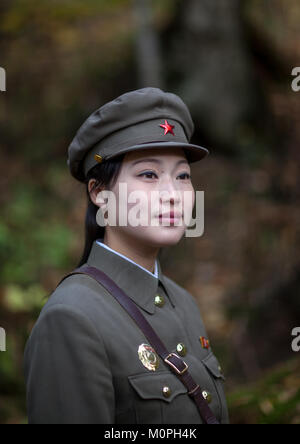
(200, 336), (210, 350)
(160, 120), (175, 136)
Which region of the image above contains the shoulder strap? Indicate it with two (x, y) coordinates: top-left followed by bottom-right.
(57, 266), (220, 425)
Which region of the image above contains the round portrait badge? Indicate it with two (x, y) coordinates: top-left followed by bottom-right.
(138, 344), (160, 371)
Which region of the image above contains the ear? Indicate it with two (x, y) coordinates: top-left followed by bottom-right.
(88, 179), (105, 208)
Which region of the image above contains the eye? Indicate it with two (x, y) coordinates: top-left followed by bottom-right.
(138, 171), (158, 179)
(177, 173), (191, 180)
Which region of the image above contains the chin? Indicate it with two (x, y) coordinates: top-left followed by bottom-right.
(147, 227), (185, 247)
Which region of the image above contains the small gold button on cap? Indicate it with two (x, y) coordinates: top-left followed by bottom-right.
(94, 154), (103, 163)
(162, 386), (172, 398)
(176, 343), (187, 357)
(154, 295), (165, 307)
(202, 390), (212, 404)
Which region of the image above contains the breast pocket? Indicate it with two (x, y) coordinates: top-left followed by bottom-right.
(128, 371), (188, 424)
(201, 352), (229, 423)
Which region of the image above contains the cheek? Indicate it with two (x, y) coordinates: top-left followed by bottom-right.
(182, 185), (195, 220)
(114, 180), (152, 222)
(182, 184), (195, 204)
(127, 181), (150, 210)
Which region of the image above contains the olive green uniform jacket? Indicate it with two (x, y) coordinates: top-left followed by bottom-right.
(24, 241), (229, 424)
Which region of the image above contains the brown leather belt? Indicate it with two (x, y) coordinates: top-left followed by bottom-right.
(58, 266), (220, 424)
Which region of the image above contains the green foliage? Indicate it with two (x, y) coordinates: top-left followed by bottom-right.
(3, 284), (46, 313)
(228, 359), (300, 424)
(1, 0), (131, 33)
(0, 181), (73, 286)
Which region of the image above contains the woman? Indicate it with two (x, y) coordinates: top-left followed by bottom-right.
(24, 87), (229, 424)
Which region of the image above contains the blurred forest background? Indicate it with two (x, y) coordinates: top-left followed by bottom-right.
(0, 0), (300, 424)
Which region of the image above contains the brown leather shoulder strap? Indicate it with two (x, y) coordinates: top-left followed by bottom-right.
(57, 266), (220, 425)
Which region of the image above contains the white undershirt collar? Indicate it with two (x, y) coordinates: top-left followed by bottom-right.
(96, 240), (158, 279)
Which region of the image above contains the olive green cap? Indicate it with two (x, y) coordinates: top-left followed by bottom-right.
(67, 87), (209, 182)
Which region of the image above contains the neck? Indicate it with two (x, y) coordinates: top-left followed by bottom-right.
(103, 230), (159, 274)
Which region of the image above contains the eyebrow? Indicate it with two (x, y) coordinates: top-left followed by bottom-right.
(131, 158), (189, 167)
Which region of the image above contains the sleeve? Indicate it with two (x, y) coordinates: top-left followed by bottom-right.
(23, 304), (115, 424)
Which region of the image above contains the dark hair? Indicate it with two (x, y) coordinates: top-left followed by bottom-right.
(77, 153), (126, 267)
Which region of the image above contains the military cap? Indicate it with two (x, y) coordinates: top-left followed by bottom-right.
(67, 87), (209, 182)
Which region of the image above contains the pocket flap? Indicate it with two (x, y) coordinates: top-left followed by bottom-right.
(128, 371), (187, 403)
(201, 353), (226, 380)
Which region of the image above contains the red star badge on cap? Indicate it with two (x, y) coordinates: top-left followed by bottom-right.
(160, 120), (175, 136)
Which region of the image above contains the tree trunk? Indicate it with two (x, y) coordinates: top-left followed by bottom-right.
(133, 0), (163, 89)
(165, 0), (268, 152)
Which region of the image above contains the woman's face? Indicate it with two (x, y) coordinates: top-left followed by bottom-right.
(96, 147), (195, 249)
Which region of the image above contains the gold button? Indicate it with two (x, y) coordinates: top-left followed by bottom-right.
(154, 294), (165, 307)
(162, 386), (171, 398)
(202, 390), (212, 404)
(94, 154), (103, 163)
(176, 343), (187, 357)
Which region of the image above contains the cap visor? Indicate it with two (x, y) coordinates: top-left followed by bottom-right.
(104, 141), (209, 163)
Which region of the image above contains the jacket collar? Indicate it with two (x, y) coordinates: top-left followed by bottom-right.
(86, 240), (175, 314)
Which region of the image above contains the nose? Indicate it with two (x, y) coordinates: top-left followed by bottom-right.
(159, 177), (182, 207)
